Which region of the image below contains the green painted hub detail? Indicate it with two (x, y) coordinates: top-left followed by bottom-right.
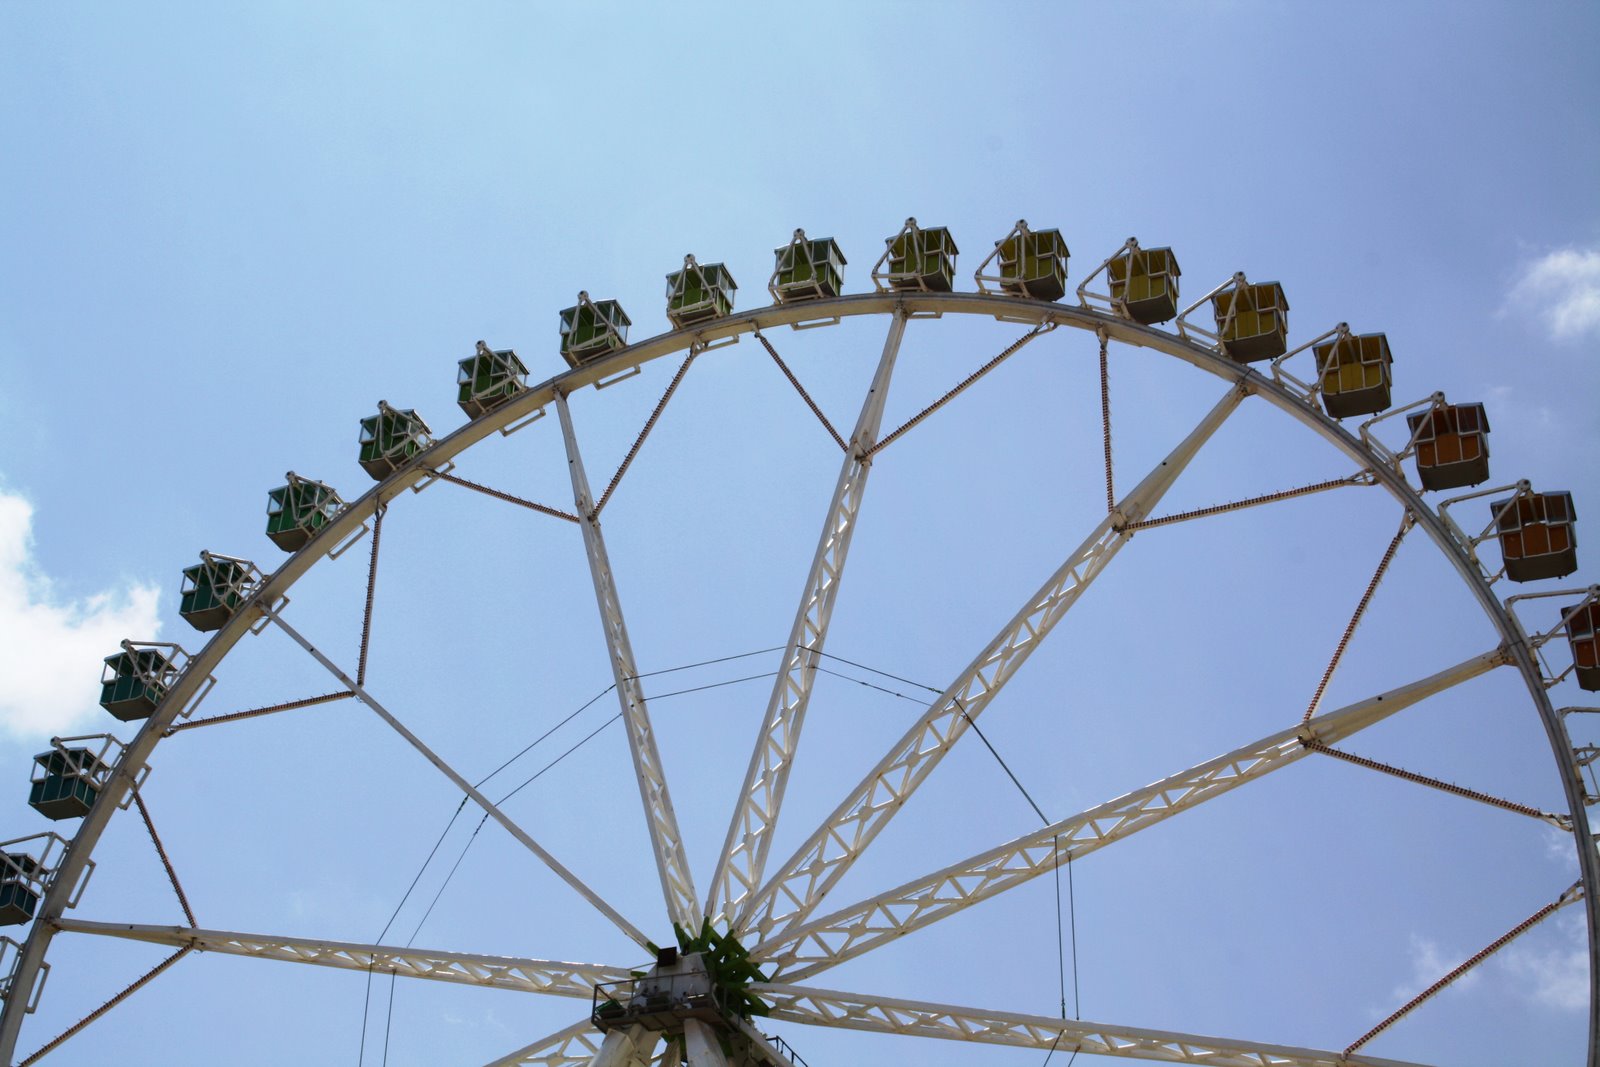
(669, 920), (771, 1021)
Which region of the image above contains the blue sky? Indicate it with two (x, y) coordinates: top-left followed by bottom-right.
(1, 4), (1598, 1065)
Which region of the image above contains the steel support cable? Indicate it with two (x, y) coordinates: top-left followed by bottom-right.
(593, 349), (700, 518)
(357, 501), (385, 687)
(164, 690), (354, 735)
(1099, 329), (1115, 515)
(131, 791), (196, 928)
(1301, 515), (1413, 725)
(1346, 886), (1580, 1054)
(428, 469), (581, 524)
(754, 331), (847, 452)
(1122, 472), (1373, 532)
(864, 322), (1054, 460)
(946, 698), (1082, 1067)
(1303, 739), (1561, 823)
(17, 946), (190, 1067)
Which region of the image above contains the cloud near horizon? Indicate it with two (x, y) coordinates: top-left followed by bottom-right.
(0, 489), (162, 741)
(1507, 247), (1600, 342)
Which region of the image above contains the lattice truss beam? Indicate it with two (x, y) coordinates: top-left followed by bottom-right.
(707, 311), (907, 926)
(557, 390), (700, 931)
(484, 1019), (603, 1067)
(754, 649), (1506, 976)
(752, 983), (1431, 1067)
(53, 919), (636, 999)
(735, 385), (1248, 942)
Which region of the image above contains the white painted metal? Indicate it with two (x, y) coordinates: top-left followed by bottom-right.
(705, 308), (907, 928)
(589, 1025), (655, 1067)
(755, 649), (1509, 978)
(483, 1018), (601, 1067)
(556, 390), (701, 932)
(53, 918), (632, 998)
(3, 293), (1592, 1065)
(682, 1018), (731, 1067)
(736, 384), (1248, 942)
(751, 983), (1430, 1067)
(263, 605), (651, 949)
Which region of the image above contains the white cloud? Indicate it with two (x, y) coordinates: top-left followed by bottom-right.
(0, 489), (162, 741)
(1507, 248), (1600, 342)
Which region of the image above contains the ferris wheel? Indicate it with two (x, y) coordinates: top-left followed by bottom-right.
(0, 218), (1595, 1066)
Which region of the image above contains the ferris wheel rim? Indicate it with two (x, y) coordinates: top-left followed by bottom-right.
(2, 289), (1593, 1064)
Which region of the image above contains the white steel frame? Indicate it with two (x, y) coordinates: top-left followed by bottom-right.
(3, 291), (1593, 1067)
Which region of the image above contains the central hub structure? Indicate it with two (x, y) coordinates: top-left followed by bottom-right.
(592, 926), (802, 1065)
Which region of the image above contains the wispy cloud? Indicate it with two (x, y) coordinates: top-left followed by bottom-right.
(0, 488), (162, 741)
(1506, 247), (1600, 342)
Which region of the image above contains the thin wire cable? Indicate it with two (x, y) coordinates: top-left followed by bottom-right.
(359, 796), (469, 1065)
(430, 469), (581, 523)
(1346, 889), (1575, 1053)
(809, 647), (942, 694)
(17, 947), (191, 1067)
(755, 330), (848, 452)
(357, 501), (385, 687)
(380, 970), (397, 1067)
(1302, 516), (1412, 724)
(132, 791), (196, 927)
(628, 646), (785, 682)
(1304, 739), (1558, 822)
(813, 665), (934, 706)
(166, 690), (354, 734)
(1123, 474), (1370, 532)
(1099, 330), (1115, 514)
(594, 349), (699, 517)
(473, 685), (616, 790)
(866, 323), (1052, 459)
(954, 699), (1049, 825)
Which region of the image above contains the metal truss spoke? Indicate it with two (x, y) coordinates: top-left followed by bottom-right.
(557, 390), (700, 931)
(54, 918), (636, 999)
(706, 309), (907, 927)
(683, 1019), (731, 1067)
(757, 649), (1506, 978)
(752, 983), (1429, 1067)
(483, 1018), (602, 1067)
(738, 385), (1247, 942)
(263, 605), (650, 949)
(589, 1025), (657, 1067)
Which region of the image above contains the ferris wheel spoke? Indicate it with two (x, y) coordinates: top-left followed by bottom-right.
(483, 1018), (602, 1067)
(263, 606), (651, 949)
(588, 1025), (659, 1067)
(750, 982), (1432, 1067)
(706, 309), (908, 928)
(737, 384), (1249, 942)
(556, 390), (701, 932)
(754, 649), (1507, 978)
(53, 918), (637, 998)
